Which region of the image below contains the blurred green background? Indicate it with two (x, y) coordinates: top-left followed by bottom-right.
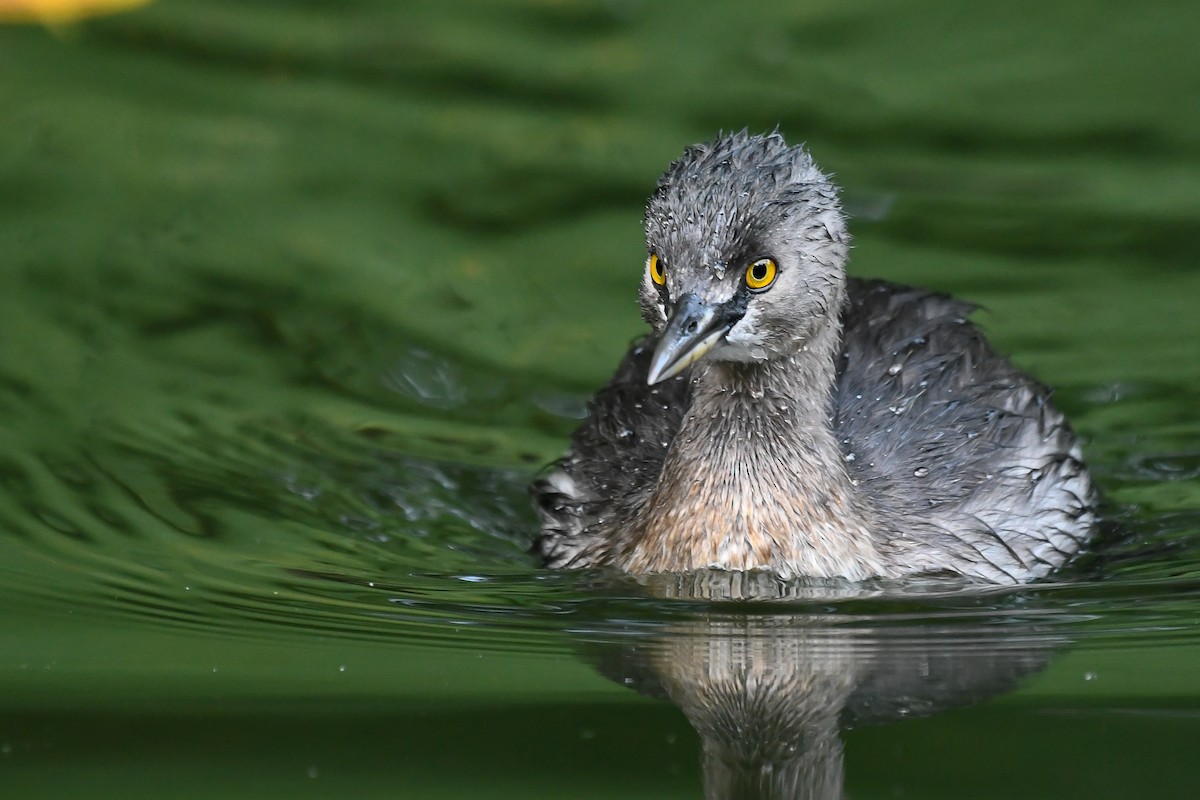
(1, 1), (1198, 797)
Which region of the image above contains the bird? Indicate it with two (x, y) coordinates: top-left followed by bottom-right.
(531, 131), (1094, 584)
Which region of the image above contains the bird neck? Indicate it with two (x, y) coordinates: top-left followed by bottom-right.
(623, 321), (886, 580)
(698, 324), (842, 424)
(691, 314), (846, 450)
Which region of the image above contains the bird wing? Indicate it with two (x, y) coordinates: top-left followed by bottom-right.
(531, 336), (691, 567)
(834, 278), (1092, 580)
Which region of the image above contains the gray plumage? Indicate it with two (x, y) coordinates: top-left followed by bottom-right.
(532, 131), (1094, 584)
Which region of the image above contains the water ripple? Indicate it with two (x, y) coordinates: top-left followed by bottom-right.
(0, 363), (1197, 662)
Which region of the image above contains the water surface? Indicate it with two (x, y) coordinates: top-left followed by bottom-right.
(1, 1), (1199, 797)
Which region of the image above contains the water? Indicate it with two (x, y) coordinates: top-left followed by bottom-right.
(1, 1), (1199, 797)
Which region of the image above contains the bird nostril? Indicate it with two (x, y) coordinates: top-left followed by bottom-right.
(685, 320), (698, 334)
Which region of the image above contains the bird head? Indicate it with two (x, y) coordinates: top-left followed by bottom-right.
(639, 131), (851, 385)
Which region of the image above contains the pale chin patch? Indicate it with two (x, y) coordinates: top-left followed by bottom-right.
(711, 338), (770, 363)
(717, 317), (778, 362)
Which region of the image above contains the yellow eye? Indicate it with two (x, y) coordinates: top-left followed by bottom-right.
(648, 253), (666, 286)
(745, 258), (777, 291)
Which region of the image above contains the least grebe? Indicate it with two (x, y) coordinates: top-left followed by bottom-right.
(532, 131), (1094, 583)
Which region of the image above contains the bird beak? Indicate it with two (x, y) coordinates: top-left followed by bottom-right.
(647, 294), (734, 385)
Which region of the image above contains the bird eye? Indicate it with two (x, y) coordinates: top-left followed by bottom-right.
(745, 258), (777, 291)
(648, 253), (666, 286)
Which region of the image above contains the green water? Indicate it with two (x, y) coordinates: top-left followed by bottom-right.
(2, 1), (1199, 797)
